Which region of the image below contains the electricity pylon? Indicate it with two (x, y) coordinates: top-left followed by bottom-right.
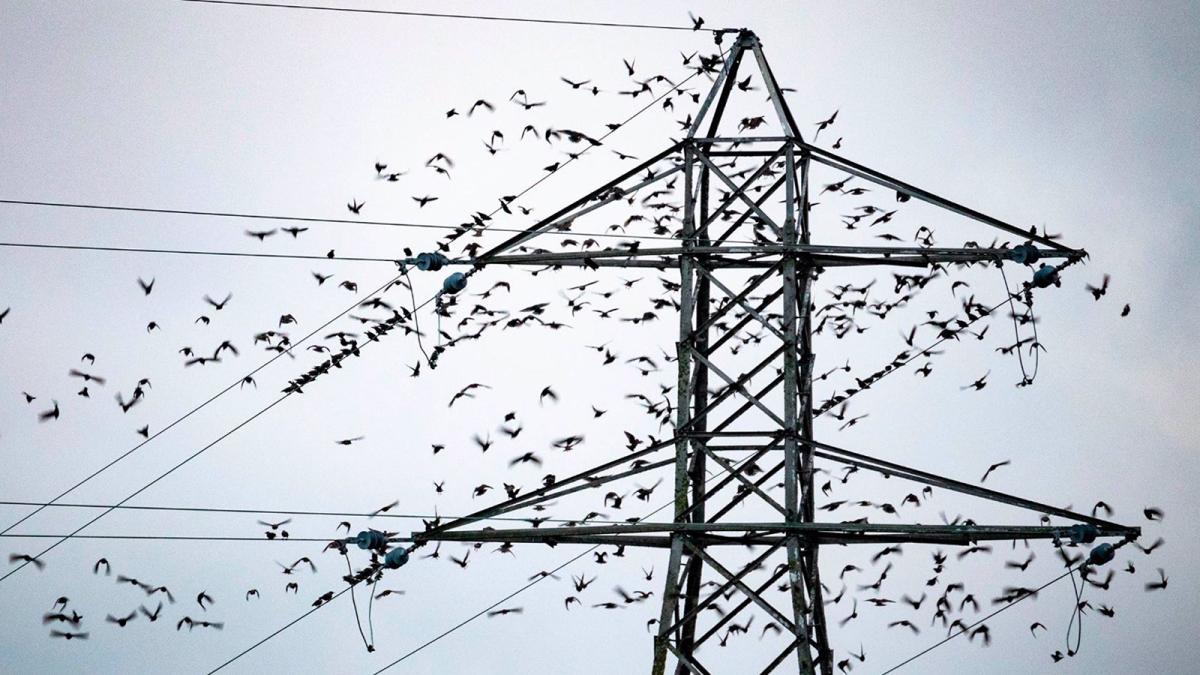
(405, 29), (1140, 675)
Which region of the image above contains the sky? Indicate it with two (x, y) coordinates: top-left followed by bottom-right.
(0, 1), (1197, 674)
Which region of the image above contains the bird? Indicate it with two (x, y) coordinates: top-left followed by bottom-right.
(980, 460), (1010, 482)
(1085, 274), (1110, 300)
(1006, 552), (1036, 571)
(1143, 506), (1164, 521)
(137, 277), (155, 295)
(961, 371), (989, 391)
(839, 414), (868, 431)
(8, 553), (45, 570)
(473, 434), (493, 453)
(37, 400), (60, 422)
(49, 630), (88, 640)
(197, 591), (214, 610)
(245, 229), (276, 241)
(93, 558), (110, 575)
(449, 382), (490, 407)
(106, 611), (137, 627)
(539, 386), (559, 405)
(69, 369), (106, 385)
(204, 293), (232, 310)
(413, 195), (439, 208)
(510, 452), (542, 467)
(258, 518), (292, 531)
(468, 99), (494, 116)
(347, 199), (365, 214)
(335, 436), (364, 446)
(814, 109), (839, 140)
(371, 501), (399, 517)
(687, 11), (704, 30)
(140, 603), (163, 622)
(1145, 568), (1168, 591)
(486, 607), (523, 617)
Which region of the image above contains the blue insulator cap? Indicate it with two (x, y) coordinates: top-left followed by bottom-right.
(1009, 243), (1041, 265)
(1067, 523), (1099, 545)
(355, 530), (387, 550)
(416, 252), (448, 271)
(384, 547), (410, 569)
(442, 272), (467, 295)
(1032, 264), (1060, 289)
(1087, 542), (1115, 567)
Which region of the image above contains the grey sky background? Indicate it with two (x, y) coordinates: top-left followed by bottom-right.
(1, 1), (1197, 674)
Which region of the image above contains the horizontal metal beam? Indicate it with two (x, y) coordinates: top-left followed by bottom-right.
(797, 141), (1081, 254)
(410, 521), (1136, 541)
(803, 437), (1133, 531)
(472, 245), (1074, 268)
(475, 141), (684, 260)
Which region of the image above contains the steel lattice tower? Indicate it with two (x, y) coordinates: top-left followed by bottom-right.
(404, 30), (1139, 675)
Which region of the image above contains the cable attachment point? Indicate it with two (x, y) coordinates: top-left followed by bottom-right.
(441, 272), (468, 295)
(415, 252), (450, 271)
(1032, 264), (1061, 288)
(353, 529), (389, 552)
(1008, 242), (1041, 266)
(383, 546), (410, 570)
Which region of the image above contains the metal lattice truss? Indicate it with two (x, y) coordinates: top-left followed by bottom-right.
(405, 30), (1139, 675)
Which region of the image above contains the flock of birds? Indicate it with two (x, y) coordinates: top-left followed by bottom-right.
(0, 11), (1167, 672)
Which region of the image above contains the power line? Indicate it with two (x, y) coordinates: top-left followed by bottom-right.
(180, 0), (716, 33)
(207, 583), (358, 674)
(0, 499), (577, 525)
(0, 270), (456, 581)
(0, 270), (408, 570)
(371, 448), (743, 673)
(0, 533), (335, 542)
(373, 546), (599, 673)
(1, 48), (725, 264)
(0, 241), (400, 263)
(0, 198), (748, 246)
(880, 564), (1083, 674)
(463, 50), (721, 247)
(0, 198), (704, 244)
(0, 393), (294, 584)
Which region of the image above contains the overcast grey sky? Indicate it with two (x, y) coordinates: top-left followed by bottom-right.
(1, 1), (1197, 674)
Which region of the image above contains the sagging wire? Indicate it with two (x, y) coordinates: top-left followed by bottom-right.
(400, 265), (435, 369)
(997, 261), (1040, 385)
(345, 553), (375, 652)
(367, 577), (379, 649)
(1065, 560), (1086, 656)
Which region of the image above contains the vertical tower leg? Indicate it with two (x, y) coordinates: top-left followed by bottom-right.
(652, 142), (698, 675)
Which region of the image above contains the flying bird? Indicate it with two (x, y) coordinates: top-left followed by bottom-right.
(980, 460), (1011, 482)
(1085, 274), (1110, 300)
